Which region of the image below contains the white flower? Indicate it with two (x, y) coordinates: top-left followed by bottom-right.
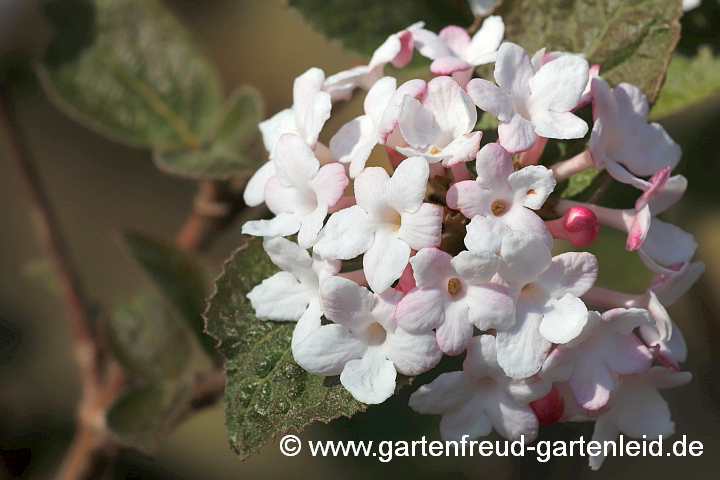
(313, 157), (443, 293)
(530, 49), (599, 109)
(541, 309), (654, 410)
(330, 77), (427, 178)
(588, 367), (692, 470)
(247, 237), (340, 348)
(293, 276), (442, 404)
(245, 68), (332, 207)
(494, 232), (598, 379)
(394, 248), (515, 355)
(409, 335), (551, 442)
(590, 77), (682, 189)
(683, 0), (701, 12)
(447, 143), (556, 253)
(396, 76), (482, 167)
(242, 133), (348, 247)
(467, 42), (589, 153)
(412, 16), (504, 87)
(323, 23), (422, 102)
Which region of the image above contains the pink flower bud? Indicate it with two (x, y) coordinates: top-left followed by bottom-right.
(530, 385), (565, 424)
(546, 206), (599, 247)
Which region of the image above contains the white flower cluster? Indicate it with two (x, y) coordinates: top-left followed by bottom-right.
(241, 17), (701, 470)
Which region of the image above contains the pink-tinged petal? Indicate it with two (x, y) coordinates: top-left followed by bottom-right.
(395, 264), (416, 294)
(466, 79), (514, 121)
(398, 203), (444, 250)
(451, 68), (474, 89)
(430, 56), (473, 75)
(498, 114), (537, 153)
(384, 328), (443, 375)
(537, 252), (598, 299)
(602, 308), (654, 336)
(464, 334), (503, 379)
(363, 230), (411, 293)
(465, 215), (507, 254)
(313, 205), (375, 260)
(484, 391), (540, 442)
(576, 64), (600, 108)
(501, 207), (554, 251)
(438, 25), (471, 57)
(377, 79), (427, 143)
(247, 271), (311, 321)
(568, 357), (614, 410)
(435, 300), (473, 355)
(320, 276), (375, 329)
(530, 385), (565, 424)
(292, 324), (367, 376)
(528, 54), (589, 113)
(394, 286), (447, 333)
(291, 298), (323, 349)
(243, 160), (276, 207)
(293, 68), (325, 112)
(386, 156), (429, 213)
(635, 166), (671, 210)
(603, 333), (653, 376)
(498, 231), (552, 286)
(452, 250), (499, 284)
(297, 204), (328, 248)
(494, 42), (535, 99)
(446, 180), (492, 218)
(411, 28), (453, 60)
(641, 218), (697, 266)
(474, 142), (515, 186)
(531, 110), (588, 140)
(409, 247), (454, 288)
(466, 284), (516, 331)
(466, 15), (504, 65)
(506, 377), (552, 405)
(398, 95), (441, 149)
(496, 305), (551, 379)
(241, 213), (302, 238)
(612, 122), (682, 177)
(368, 33), (401, 70)
(258, 108), (297, 154)
(597, 155), (651, 190)
(329, 115), (377, 176)
(547, 206), (600, 248)
(312, 163), (349, 207)
(539, 294), (588, 344)
(640, 320), (687, 369)
(371, 288), (404, 332)
(649, 174), (687, 215)
(340, 351), (397, 404)
(646, 290), (673, 342)
(363, 76), (397, 122)
(626, 204), (652, 251)
(353, 166), (390, 216)
(653, 261), (704, 307)
(423, 76), (477, 135)
(508, 165), (556, 209)
(590, 76), (617, 123)
(438, 132), (483, 167)
(439, 395), (494, 441)
(392, 29), (415, 68)
(409, 370), (474, 414)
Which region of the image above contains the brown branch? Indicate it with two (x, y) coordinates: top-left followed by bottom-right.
(175, 176), (250, 252)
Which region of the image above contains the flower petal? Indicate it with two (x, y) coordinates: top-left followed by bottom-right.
(498, 114), (536, 153)
(384, 328), (443, 375)
(247, 271), (311, 321)
(363, 230), (411, 293)
(320, 275), (375, 330)
(536, 252), (598, 299)
(498, 231), (552, 286)
(508, 165), (556, 209)
(467, 284), (516, 331)
(394, 286), (447, 333)
(313, 205), (375, 260)
(409, 370), (474, 414)
(398, 203), (444, 250)
(292, 324), (367, 376)
(435, 300), (473, 355)
(340, 350), (397, 404)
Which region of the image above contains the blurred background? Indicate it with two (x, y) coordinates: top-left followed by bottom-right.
(0, 0), (718, 478)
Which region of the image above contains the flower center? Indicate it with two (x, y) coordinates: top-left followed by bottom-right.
(430, 146), (443, 155)
(447, 277), (462, 295)
(491, 200), (507, 216)
(364, 322), (388, 346)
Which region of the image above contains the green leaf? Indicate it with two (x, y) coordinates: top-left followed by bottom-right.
(204, 238), (365, 459)
(36, 0), (223, 149)
(107, 291), (192, 381)
(107, 379), (191, 453)
(651, 47), (720, 118)
(122, 231), (216, 358)
(288, 0), (473, 57)
(153, 87), (266, 179)
(496, 0), (683, 103)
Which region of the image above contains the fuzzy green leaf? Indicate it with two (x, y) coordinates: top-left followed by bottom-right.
(106, 379), (192, 453)
(204, 238), (365, 459)
(651, 47), (720, 118)
(496, 0), (683, 103)
(107, 291), (191, 381)
(123, 231), (216, 358)
(288, 0), (473, 57)
(37, 0), (223, 149)
(153, 87), (266, 179)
